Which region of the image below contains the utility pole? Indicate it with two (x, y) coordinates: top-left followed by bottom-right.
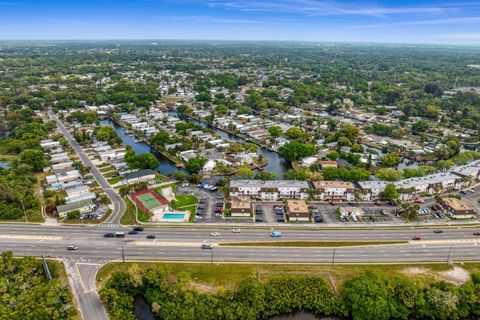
(211, 248), (214, 264)
(331, 248), (336, 265)
(447, 245), (453, 264)
(122, 246), (125, 263)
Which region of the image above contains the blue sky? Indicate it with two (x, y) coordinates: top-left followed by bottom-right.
(1, 0), (480, 44)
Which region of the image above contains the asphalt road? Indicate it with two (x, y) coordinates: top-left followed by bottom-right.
(48, 111), (126, 225)
(1, 232), (480, 263)
(2, 222), (480, 320)
(2, 224), (480, 242)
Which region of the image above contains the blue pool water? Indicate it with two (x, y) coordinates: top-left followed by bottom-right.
(163, 213), (185, 220)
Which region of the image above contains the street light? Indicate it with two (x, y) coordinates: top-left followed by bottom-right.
(447, 244), (453, 264)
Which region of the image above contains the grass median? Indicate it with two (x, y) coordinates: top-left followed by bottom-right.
(219, 240), (408, 247)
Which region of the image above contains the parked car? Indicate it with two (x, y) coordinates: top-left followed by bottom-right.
(67, 245), (78, 251)
(270, 231), (282, 237)
(412, 236), (421, 240)
(314, 216), (324, 223)
(104, 232), (115, 238)
(146, 234), (156, 239)
(232, 229), (241, 233)
(211, 232), (220, 236)
(413, 198), (424, 204)
(433, 230), (443, 234)
(202, 243), (213, 249)
(340, 216), (346, 222)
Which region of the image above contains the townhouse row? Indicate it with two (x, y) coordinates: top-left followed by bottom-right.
(229, 159), (480, 202)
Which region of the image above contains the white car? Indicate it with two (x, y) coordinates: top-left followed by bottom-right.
(232, 229), (241, 233)
(210, 232), (221, 236)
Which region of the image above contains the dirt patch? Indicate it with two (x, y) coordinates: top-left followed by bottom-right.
(402, 267), (429, 275)
(189, 281), (218, 294)
(440, 266), (471, 285)
(402, 266), (470, 286)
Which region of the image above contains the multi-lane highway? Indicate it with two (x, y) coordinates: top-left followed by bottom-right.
(2, 223), (480, 320)
(2, 224), (480, 263)
(48, 111), (126, 225)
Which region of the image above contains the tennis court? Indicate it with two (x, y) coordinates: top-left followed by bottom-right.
(131, 189), (168, 213)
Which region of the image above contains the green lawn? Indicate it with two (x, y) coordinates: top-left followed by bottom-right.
(100, 166), (114, 173)
(175, 195), (198, 208)
(108, 177), (123, 185)
(103, 170), (119, 178)
(120, 199), (137, 225)
(154, 182), (178, 193)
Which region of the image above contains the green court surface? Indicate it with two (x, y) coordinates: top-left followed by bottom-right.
(136, 193), (162, 209)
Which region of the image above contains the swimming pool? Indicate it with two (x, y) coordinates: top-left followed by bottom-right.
(163, 213), (186, 220)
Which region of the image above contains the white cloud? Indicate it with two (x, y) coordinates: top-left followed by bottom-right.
(204, 0), (457, 17)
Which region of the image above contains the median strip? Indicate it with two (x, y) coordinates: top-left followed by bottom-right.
(0, 235), (63, 240)
(219, 241), (408, 248)
(132, 241), (209, 247)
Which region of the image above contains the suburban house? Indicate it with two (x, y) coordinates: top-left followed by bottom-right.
(229, 199), (251, 217)
(123, 169), (156, 184)
(56, 200), (96, 218)
(394, 173), (463, 200)
(311, 181), (356, 201)
(286, 199), (310, 222)
(440, 197), (476, 219)
(356, 181), (388, 201)
(229, 180), (309, 201)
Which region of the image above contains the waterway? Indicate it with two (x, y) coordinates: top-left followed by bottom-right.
(132, 295), (335, 320)
(100, 119), (184, 176)
(171, 111), (291, 178)
(102, 114), (291, 178)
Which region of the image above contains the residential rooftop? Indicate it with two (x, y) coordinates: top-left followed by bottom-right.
(312, 181), (356, 189)
(230, 179), (310, 189)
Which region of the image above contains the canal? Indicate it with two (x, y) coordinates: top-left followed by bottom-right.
(171, 112), (291, 178)
(100, 119), (183, 176)
(102, 115), (291, 178)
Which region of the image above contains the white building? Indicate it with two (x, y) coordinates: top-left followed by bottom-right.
(394, 172), (463, 200)
(230, 180), (309, 201)
(357, 181), (388, 201)
(311, 181), (356, 201)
